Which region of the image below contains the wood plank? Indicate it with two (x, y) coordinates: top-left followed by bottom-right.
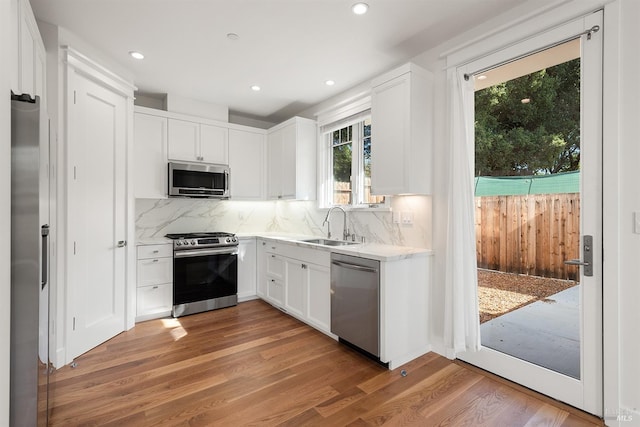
(48, 300), (603, 426)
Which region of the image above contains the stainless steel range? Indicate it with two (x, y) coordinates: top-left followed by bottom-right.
(166, 232), (239, 317)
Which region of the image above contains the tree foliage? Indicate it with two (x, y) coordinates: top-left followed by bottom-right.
(475, 58), (580, 176)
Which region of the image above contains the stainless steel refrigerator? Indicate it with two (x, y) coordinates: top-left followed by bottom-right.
(11, 93), (50, 426)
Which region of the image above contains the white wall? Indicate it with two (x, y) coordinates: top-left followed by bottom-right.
(1, 0), (13, 423)
(605, 0), (640, 422)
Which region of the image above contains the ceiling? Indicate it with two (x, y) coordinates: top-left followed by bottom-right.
(29, 0), (527, 123)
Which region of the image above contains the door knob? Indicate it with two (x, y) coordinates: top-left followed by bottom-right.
(117, 240), (127, 248)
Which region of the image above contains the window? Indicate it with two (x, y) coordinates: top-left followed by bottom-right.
(327, 117), (385, 206)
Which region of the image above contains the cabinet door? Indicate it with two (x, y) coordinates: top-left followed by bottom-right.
(280, 123), (297, 199)
(200, 124), (229, 164)
(267, 128), (283, 199)
(267, 278), (284, 307)
(238, 238), (257, 300)
(134, 113), (168, 198)
(229, 129), (265, 200)
(285, 259), (305, 318)
(137, 257), (173, 287)
(306, 263), (330, 332)
(136, 284), (172, 317)
(256, 240), (267, 298)
(19, 9), (35, 96)
(168, 118), (199, 162)
(371, 74), (410, 195)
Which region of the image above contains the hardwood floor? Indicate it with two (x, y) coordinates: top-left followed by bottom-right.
(49, 300), (603, 426)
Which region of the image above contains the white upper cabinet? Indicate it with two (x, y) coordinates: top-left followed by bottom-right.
(200, 124), (229, 164)
(267, 116), (316, 200)
(168, 118), (229, 164)
(371, 63), (433, 195)
(134, 109), (168, 199)
(228, 128), (266, 200)
(11, 0), (46, 100)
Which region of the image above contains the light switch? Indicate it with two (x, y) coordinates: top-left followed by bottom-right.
(634, 212), (640, 234)
(393, 211), (401, 224)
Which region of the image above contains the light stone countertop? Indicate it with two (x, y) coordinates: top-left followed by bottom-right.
(250, 234), (433, 262)
(136, 233), (433, 262)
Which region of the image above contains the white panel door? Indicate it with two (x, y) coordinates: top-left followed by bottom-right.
(306, 263), (330, 332)
(228, 129), (265, 200)
(200, 124), (228, 164)
(267, 129), (283, 199)
(280, 123), (297, 199)
(285, 259), (305, 318)
(133, 113), (167, 199)
(67, 71), (127, 360)
(167, 118), (199, 162)
(370, 74), (409, 195)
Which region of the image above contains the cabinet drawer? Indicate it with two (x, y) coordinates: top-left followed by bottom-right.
(137, 283), (172, 316)
(137, 244), (173, 259)
(266, 254), (284, 278)
(137, 257), (173, 287)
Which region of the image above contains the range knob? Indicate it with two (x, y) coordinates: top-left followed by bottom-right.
(176, 241), (182, 246)
(225, 237), (231, 243)
(232, 237), (238, 243)
(190, 240), (196, 245)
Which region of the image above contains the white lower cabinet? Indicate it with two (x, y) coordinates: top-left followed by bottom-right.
(237, 237), (257, 301)
(136, 243), (173, 322)
(258, 239), (332, 334)
(284, 259), (306, 319)
(305, 263), (330, 332)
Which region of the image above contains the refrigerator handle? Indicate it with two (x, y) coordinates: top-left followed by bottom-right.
(41, 225), (49, 289)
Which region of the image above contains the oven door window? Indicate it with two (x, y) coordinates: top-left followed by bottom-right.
(173, 169), (225, 190)
(174, 252), (238, 304)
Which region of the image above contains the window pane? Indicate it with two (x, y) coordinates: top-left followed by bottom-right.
(333, 143), (352, 205)
(332, 130), (340, 146)
(361, 121), (384, 204)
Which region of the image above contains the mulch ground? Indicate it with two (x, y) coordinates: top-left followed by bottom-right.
(478, 269), (578, 324)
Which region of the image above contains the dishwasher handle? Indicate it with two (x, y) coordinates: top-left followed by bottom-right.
(331, 260), (378, 274)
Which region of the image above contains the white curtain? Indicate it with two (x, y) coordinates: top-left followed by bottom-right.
(443, 68), (481, 358)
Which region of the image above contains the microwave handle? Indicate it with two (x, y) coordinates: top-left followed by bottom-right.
(225, 169), (229, 193)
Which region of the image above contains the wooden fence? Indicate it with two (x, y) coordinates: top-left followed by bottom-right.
(475, 193), (580, 280)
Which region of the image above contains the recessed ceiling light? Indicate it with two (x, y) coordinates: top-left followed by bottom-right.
(521, 98), (531, 104)
(251, 85), (261, 92)
(129, 51), (144, 60)
(325, 80), (335, 86)
(352, 2), (369, 15)
(226, 33), (239, 41)
(477, 75), (487, 80)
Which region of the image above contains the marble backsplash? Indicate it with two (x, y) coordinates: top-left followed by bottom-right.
(135, 196), (432, 248)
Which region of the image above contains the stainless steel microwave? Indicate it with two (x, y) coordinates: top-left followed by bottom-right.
(168, 161), (230, 199)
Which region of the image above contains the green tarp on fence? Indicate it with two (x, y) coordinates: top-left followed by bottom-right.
(474, 171), (579, 196)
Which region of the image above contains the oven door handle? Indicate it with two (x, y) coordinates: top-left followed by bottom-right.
(174, 247), (239, 258)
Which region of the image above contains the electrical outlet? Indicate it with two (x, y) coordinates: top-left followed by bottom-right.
(402, 211), (414, 225)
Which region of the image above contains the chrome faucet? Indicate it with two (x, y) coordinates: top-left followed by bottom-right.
(323, 206), (349, 240)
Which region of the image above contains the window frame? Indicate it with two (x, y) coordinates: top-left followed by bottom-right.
(319, 110), (389, 210)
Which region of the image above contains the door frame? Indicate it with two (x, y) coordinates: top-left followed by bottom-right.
(457, 11), (603, 415)
(62, 47), (136, 365)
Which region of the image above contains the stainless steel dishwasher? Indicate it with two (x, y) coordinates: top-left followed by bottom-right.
(330, 253), (380, 357)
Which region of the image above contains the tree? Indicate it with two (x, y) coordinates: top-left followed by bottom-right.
(475, 58), (580, 176)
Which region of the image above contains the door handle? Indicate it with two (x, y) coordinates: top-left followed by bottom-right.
(563, 235), (593, 277)
(41, 225), (50, 289)
(117, 240), (127, 248)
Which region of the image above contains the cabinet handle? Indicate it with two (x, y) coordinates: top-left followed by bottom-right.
(271, 279), (275, 282)
(152, 259), (159, 263)
(152, 250), (159, 253)
(301, 264), (307, 269)
(271, 254), (275, 258)
(262, 242), (266, 246)
(271, 246), (276, 250)
(152, 286), (158, 289)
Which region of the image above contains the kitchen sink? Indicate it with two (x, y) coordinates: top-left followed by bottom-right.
(301, 238), (358, 247)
